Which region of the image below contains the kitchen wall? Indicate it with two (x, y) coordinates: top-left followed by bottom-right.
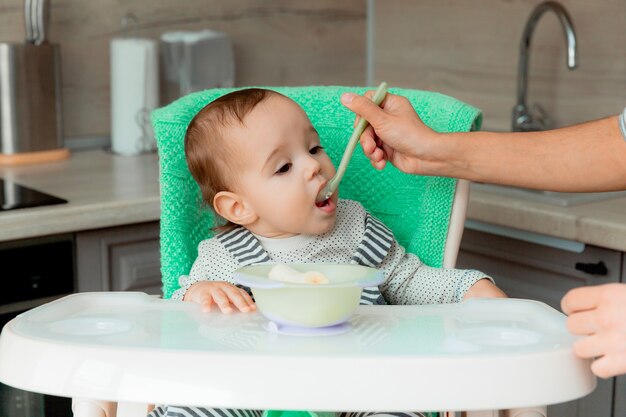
(0, 0), (366, 140)
(0, 0), (623, 141)
(374, 0), (626, 130)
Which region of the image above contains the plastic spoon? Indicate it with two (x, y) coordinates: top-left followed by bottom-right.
(316, 82), (388, 203)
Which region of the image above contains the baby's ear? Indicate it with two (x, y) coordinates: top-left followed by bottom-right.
(213, 191), (258, 226)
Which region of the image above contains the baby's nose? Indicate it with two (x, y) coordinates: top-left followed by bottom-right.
(304, 155), (322, 179)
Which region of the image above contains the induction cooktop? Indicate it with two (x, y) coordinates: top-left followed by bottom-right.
(0, 179), (68, 211)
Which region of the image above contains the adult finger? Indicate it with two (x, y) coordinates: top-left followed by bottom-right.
(590, 352), (626, 379)
(561, 285), (604, 314)
(566, 309), (600, 335)
(341, 93), (387, 128)
(360, 126), (378, 156)
(360, 126), (388, 170)
(574, 331), (626, 358)
(573, 334), (606, 358)
(370, 148), (387, 169)
(352, 90), (376, 128)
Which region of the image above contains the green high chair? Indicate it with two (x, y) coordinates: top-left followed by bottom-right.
(153, 86), (481, 300)
(151, 85), (479, 417)
(72, 87), (548, 417)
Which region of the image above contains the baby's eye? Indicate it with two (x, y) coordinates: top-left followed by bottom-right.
(275, 163), (292, 175)
(309, 145), (324, 155)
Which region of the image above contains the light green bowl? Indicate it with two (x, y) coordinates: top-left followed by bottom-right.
(233, 264), (384, 328)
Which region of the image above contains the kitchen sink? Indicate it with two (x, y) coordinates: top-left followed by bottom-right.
(471, 183), (626, 206)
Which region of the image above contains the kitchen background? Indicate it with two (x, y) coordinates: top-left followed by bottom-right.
(0, 1), (625, 417)
(1, 0), (625, 143)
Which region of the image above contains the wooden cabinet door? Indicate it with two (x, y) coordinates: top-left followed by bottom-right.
(76, 222), (161, 295)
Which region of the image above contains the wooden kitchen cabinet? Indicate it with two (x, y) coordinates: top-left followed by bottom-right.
(616, 374), (626, 416)
(457, 228), (622, 417)
(76, 221), (162, 295)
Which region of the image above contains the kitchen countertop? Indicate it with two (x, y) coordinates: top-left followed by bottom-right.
(0, 150), (159, 242)
(467, 188), (626, 252)
(1, 149), (625, 252)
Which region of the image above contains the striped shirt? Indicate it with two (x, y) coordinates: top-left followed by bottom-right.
(173, 199), (491, 305)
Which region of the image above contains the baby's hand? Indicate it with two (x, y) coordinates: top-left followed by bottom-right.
(184, 281), (256, 314)
(463, 278), (507, 300)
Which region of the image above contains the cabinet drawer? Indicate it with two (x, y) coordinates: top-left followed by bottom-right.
(458, 229), (620, 310)
(76, 222), (161, 295)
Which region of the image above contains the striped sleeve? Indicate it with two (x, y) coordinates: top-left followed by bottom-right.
(351, 213), (393, 267)
(217, 227), (271, 266)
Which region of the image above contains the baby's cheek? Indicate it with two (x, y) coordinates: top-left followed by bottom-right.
(320, 156), (336, 176)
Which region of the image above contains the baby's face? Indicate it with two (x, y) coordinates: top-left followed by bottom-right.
(227, 94), (338, 237)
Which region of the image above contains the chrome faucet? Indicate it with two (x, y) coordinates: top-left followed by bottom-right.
(512, 1), (578, 132)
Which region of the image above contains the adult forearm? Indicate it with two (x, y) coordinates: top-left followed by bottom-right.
(425, 115), (626, 192)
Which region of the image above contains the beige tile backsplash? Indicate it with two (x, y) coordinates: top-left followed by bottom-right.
(374, 0), (626, 131)
(0, 0), (623, 139)
(0, 0), (366, 139)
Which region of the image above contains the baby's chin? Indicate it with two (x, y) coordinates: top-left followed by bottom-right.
(314, 215), (338, 235)
(258, 217), (337, 238)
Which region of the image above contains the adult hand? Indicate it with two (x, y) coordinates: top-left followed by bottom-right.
(561, 283), (626, 378)
(340, 91), (440, 174)
(184, 281), (256, 314)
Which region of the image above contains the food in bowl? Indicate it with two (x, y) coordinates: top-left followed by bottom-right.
(233, 263), (384, 328)
(268, 264), (329, 285)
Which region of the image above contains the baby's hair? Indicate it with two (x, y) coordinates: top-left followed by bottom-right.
(185, 88), (278, 232)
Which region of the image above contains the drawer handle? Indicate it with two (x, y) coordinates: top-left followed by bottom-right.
(575, 261), (608, 276)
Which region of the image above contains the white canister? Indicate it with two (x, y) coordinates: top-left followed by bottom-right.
(160, 29), (234, 104)
(110, 38), (159, 156)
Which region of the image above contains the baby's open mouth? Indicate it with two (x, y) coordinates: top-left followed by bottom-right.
(315, 198), (330, 208)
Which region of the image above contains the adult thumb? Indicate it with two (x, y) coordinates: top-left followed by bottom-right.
(341, 93), (385, 127)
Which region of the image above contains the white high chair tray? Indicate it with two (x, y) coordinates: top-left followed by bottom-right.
(0, 292), (595, 412)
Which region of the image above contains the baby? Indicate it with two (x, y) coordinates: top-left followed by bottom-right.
(150, 88), (506, 417)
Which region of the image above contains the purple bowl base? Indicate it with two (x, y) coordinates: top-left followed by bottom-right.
(263, 321), (352, 336)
